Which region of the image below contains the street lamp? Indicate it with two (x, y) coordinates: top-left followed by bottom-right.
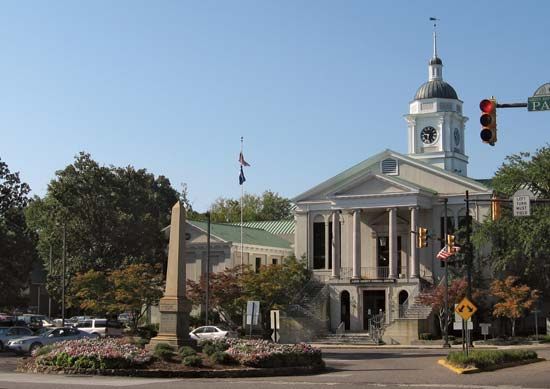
(205, 212), (211, 326)
(443, 198), (451, 349)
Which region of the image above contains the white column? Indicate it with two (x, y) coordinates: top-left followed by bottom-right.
(410, 207), (419, 278)
(331, 211), (341, 278)
(388, 208), (397, 279)
(352, 210), (361, 279)
(324, 219), (330, 270)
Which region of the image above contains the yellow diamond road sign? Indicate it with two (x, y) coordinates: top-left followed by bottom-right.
(455, 297), (477, 321)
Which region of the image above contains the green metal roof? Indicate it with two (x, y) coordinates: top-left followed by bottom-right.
(188, 221), (292, 250)
(228, 220), (295, 235)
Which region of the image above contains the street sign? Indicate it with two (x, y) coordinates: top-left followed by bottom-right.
(455, 297), (477, 321)
(270, 310), (280, 330)
(513, 189), (534, 217)
(271, 330), (280, 342)
(528, 83), (550, 111)
(480, 323), (491, 336)
(453, 319), (472, 331)
(246, 301), (260, 325)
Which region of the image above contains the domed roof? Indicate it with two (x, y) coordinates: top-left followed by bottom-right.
(429, 56), (442, 65)
(414, 80), (458, 100)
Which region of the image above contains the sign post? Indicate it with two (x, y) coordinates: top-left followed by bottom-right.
(270, 310), (280, 343)
(246, 301), (260, 338)
(480, 323), (491, 341)
(455, 297), (478, 356)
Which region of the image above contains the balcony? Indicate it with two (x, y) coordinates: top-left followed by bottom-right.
(340, 266), (390, 280)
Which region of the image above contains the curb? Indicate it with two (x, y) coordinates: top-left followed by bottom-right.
(437, 358), (545, 374)
(25, 364), (326, 379)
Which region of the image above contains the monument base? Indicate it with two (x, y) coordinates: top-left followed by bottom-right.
(148, 296), (194, 349)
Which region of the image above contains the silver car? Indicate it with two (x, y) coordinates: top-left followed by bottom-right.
(0, 327), (34, 351)
(7, 327), (97, 354)
(189, 325), (238, 341)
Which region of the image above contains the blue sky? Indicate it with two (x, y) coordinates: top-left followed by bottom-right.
(1, 1), (548, 211)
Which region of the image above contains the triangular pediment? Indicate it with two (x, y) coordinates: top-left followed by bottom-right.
(293, 149), (491, 203)
(332, 173), (416, 197)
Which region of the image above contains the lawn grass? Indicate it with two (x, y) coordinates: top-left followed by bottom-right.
(446, 349), (538, 370)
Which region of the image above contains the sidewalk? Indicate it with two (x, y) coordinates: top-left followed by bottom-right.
(310, 341), (550, 350)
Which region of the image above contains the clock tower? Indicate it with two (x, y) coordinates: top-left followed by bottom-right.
(404, 29), (468, 176)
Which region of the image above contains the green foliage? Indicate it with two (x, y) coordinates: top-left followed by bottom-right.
(209, 351), (236, 365)
(153, 343), (175, 361)
(178, 346), (197, 358)
(446, 349), (537, 369)
(182, 354), (202, 367)
(201, 340), (229, 356)
(540, 335), (550, 343)
(33, 344), (55, 357)
(209, 190), (292, 223)
(136, 324), (159, 339)
(419, 333), (433, 340)
(473, 146), (550, 296)
(134, 338), (149, 349)
(67, 263), (163, 331)
(25, 152), (183, 301)
(0, 157), (35, 308)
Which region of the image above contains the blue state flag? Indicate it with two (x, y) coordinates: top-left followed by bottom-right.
(239, 166), (246, 185)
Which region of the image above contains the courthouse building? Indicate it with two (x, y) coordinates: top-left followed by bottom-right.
(292, 38), (492, 343)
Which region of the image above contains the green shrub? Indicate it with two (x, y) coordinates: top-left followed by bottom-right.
(446, 349), (537, 369)
(201, 340), (229, 356)
(182, 355), (202, 367)
(539, 335), (550, 343)
(178, 346), (197, 358)
(209, 351), (236, 365)
(419, 333), (433, 340)
(33, 344), (55, 357)
(134, 338), (149, 349)
(137, 324), (159, 339)
(153, 343), (175, 361)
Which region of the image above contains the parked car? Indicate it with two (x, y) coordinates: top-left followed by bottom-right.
(16, 315), (54, 331)
(73, 319), (123, 337)
(189, 325), (238, 341)
(6, 327), (96, 354)
(0, 327), (34, 351)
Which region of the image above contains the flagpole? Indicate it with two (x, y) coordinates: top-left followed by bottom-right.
(240, 136), (244, 269)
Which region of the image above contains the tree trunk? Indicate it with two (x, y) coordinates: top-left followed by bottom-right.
(511, 319), (516, 337)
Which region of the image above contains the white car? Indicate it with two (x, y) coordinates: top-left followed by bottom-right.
(73, 319), (123, 337)
(189, 325), (238, 341)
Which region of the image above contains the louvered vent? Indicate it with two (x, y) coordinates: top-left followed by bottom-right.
(381, 158), (398, 175)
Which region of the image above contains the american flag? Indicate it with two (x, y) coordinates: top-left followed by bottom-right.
(437, 245), (453, 261)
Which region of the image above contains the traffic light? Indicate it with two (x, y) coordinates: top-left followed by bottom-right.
(491, 193), (501, 221)
(446, 234), (456, 252)
(480, 98), (497, 145)
(417, 227), (428, 248)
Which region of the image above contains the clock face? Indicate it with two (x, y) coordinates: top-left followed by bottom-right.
(454, 128), (461, 145)
(420, 126), (438, 144)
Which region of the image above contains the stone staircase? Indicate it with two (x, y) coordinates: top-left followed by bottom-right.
(400, 302), (433, 319)
(382, 301), (433, 344)
(313, 332), (380, 345)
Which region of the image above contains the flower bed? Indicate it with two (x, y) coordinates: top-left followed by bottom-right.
(21, 337), (324, 377)
(222, 339), (323, 368)
(446, 349), (538, 370)
(34, 338), (152, 370)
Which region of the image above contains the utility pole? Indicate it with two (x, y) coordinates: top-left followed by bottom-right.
(205, 212), (211, 326)
(48, 243), (52, 318)
(465, 191), (472, 300)
(443, 198), (451, 348)
(61, 223), (66, 327)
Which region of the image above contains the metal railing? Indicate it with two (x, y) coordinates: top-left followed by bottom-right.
(335, 321), (345, 338)
(340, 266), (390, 280)
(368, 311), (385, 344)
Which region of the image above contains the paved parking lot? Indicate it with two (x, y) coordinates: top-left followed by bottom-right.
(0, 346), (549, 388)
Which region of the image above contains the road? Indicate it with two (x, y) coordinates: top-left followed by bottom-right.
(0, 346), (549, 389)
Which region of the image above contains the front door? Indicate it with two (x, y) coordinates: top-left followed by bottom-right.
(363, 290), (385, 330)
(340, 291), (350, 330)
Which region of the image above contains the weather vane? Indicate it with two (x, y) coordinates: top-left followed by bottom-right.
(429, 17), (439, 29)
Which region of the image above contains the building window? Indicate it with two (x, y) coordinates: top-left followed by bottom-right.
(255, 257), (261, 273)
(381, 158), (398, 175)
(313, 222), (325, 269)
(272, 258), (278, 265)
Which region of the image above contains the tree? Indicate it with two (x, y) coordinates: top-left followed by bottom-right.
(490, 276), (540, 337)
(25, 152), (181, 301)
(186, 266), (246, 326)
(417, 277), (468, 338)
(68, 263), (163, 332)
(473, 146), (550, 295)
(209, 190), (292, 223)
(240, 256), (310, 335)
(0, 157), (35, 309)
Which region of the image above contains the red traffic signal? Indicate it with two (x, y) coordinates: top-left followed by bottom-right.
(480, 98), (497, 145)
